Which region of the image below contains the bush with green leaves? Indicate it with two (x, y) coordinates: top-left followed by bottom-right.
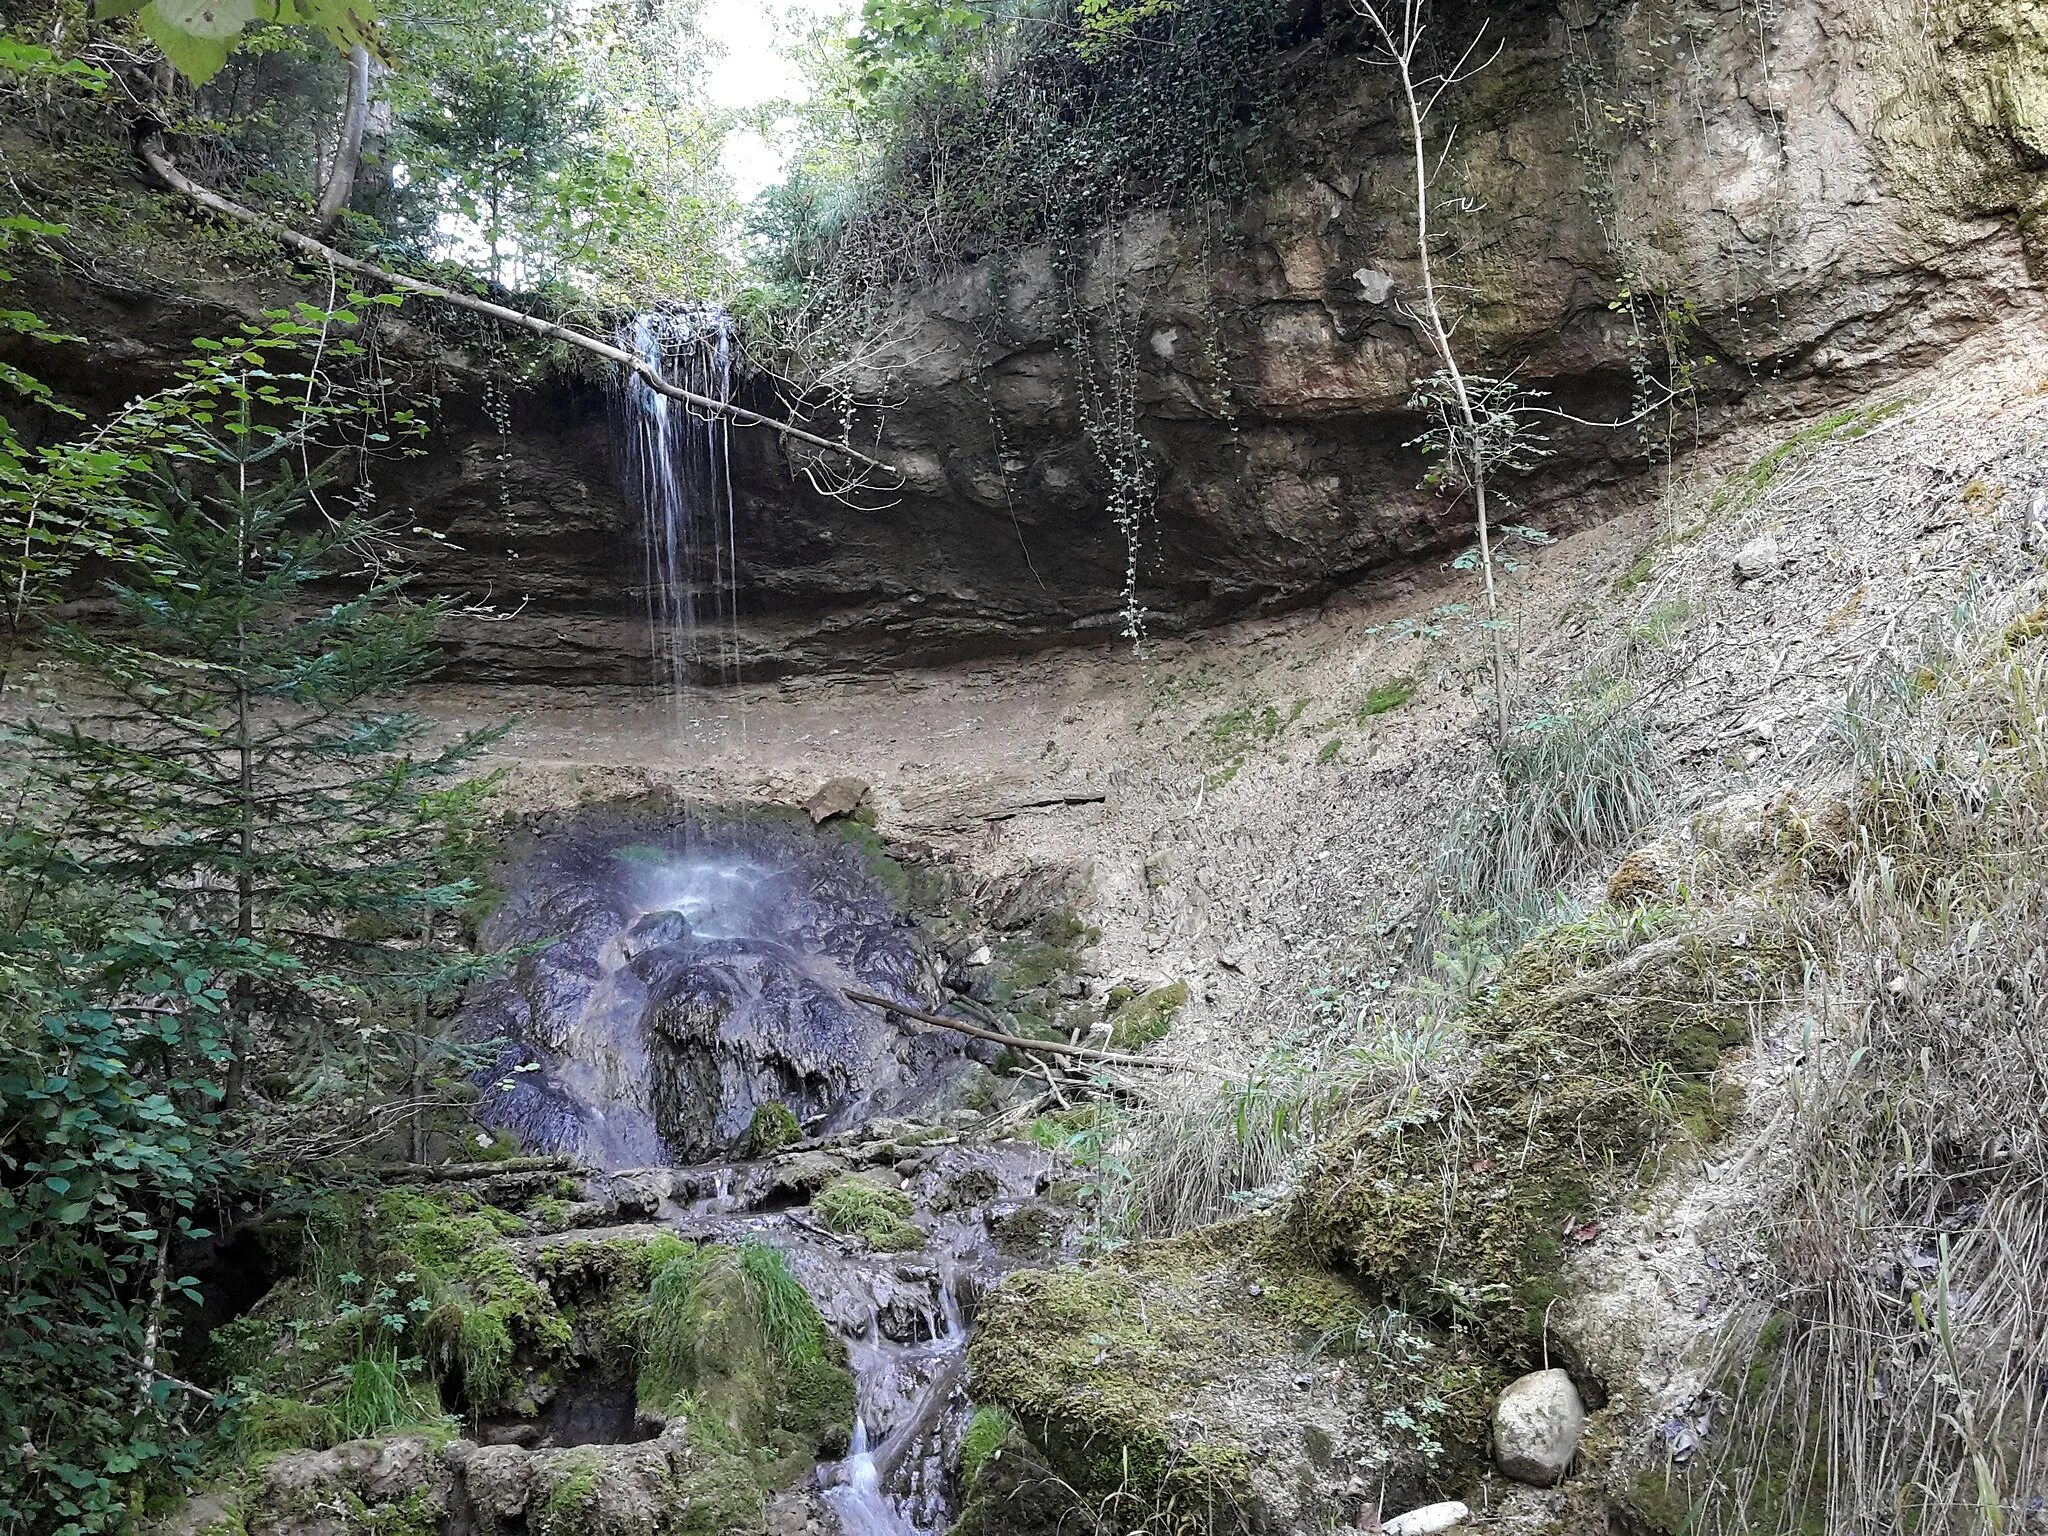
(0, 312), (508, 1532)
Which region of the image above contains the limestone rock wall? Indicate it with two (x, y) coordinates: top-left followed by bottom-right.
(8, 1), (2044, 682)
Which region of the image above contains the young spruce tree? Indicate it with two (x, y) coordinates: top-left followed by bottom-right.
(1, 314), (505, 1531)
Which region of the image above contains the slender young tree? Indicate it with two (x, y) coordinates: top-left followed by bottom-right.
(1353, 0), (1530, 745)
(21, 417), (505, 1105)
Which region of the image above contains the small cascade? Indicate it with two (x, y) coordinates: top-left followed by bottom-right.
(822, 1266), (976, 1536)
(461, 810), (1054, 1535)
(614, 307), (740, 692)
(822, 1417), (923, 1536)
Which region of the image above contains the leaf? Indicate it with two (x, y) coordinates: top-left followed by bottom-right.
(137, 5), (233, 83)
(146, 0), (258, 39)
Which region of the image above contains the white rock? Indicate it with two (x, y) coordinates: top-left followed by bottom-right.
(1494, 1367), (1587, 1486)
(964, 945), (992, 967)
(1732, 533), (1783, 582)
(1353, 266), (1396, 304)
(1382, 1500), (1471, 1535)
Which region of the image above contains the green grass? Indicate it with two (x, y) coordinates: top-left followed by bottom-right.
(1419, 677), (1664, 947)
(737, 1243), (828, 1366)
(1315, 737), (1341, 765)
(1628, 599), (1695, 651)
(812, 1176), (923, 1250)
(959, 1405), (1015, 1488)
(638, 1245), (716, 1412)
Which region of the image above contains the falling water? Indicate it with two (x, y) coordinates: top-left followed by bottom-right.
(615, 307), (741, 692)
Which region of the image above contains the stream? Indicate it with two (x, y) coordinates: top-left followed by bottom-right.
(460, 312), (1047, 1532)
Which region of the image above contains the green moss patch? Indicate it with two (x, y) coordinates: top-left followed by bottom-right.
(205, 1186), (576, 1465)
(1106, 981), (1187, 1050)
(1359, 676), (1419, 719)
(812, 1176), (924, 1250)
(968, 1218), (1493, 1527)
(634, 1241), (853, 1493)
(1294, 904), (1801, 1351)
(732, 1102), (802, 1159)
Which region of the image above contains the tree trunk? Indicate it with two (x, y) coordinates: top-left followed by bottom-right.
(315, 45), (372, 236)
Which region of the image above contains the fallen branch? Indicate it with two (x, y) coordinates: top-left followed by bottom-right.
(138, 133), (897, 477)
(376, 1155), (583, 1183)
(843, 987), (1191, 1071)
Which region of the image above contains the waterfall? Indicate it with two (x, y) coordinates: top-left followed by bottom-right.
(615, 307), (740, 692)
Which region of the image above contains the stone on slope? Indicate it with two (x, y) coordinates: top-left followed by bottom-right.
(1732, 533), (1784, 582)
(806, 777), (869, 823)
(1494, 1368), (1587, 1486)
(1382, 1500), (1471, 1535)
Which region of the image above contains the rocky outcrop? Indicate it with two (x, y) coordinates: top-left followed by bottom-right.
(736, 0), (2048, 672)
(965, 1217), (1500, 1531)
(7, 2), (2045, 683)
(243, 1426), (776, 1536)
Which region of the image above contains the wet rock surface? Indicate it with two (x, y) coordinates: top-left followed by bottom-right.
(467, 810), (969, 1168)
(239, 1117), (1058, 1536)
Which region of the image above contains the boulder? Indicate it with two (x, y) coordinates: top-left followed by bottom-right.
(250, 1436), (453, 1536)
(1732, 533), (1784, 582)
(969, 1218), (1494, 1530)
(805, 777), (869, 823)
(1493, 1368), (1587, 1486)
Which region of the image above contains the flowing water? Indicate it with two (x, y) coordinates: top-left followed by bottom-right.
(470, 812), (1033, 1534)
(615, 306), (741, 692)
(464, 316), (1044, 1532)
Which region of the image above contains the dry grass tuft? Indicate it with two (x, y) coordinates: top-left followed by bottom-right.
(1697, 576), (2048, 1536)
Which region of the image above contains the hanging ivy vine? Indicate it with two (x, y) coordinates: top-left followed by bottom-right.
(760, 0), (1290, 644)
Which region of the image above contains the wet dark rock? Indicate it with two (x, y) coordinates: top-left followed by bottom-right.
(985, 1203), (1063, 1259)
(933, 1167), (1000, 1214)
(768, 1151), (848, 1201)
(466, 812), (960, 1168)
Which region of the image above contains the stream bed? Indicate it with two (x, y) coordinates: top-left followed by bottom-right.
(457, 808), (1063, 1534)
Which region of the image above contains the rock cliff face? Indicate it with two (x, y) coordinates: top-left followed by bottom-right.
(9, 1), (2046, 682)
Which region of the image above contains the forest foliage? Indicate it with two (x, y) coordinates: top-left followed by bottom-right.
(1, 259), (511, 1530)
(0, 5), (1279, 1526)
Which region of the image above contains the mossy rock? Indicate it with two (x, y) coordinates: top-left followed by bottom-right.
(1293, 904), (1802, 1351)
(812, 1175), (924, 1250)
(1106, 981), (1187, 1050)
(208, 1187), (576, 1453)
(732, 1102), (802, 1159)
(966, 1217), (1489, 1532)
(946, 1423), (1084, 1536)
(636, 1242), (854, 1483)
